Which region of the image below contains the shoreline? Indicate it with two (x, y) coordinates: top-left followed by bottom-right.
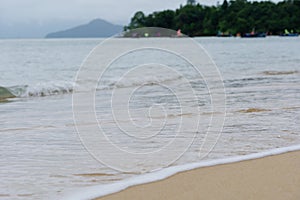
(97, 149), (300, 200)
(64, 145), (300, 200)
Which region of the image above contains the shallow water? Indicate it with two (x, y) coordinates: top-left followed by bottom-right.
(0, 37), (299, 199)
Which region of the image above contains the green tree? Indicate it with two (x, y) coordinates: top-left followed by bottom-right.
(126, 0), (300, 36)
(187, 0), (196, 5)
(152, 10), (175, 29)
(221, 0), (229, 10)
(127, 11), (146, 29)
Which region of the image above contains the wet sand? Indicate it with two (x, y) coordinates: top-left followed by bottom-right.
(97, 150), (300, 200)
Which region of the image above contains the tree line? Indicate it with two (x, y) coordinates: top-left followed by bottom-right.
(125, 0), (300, 36)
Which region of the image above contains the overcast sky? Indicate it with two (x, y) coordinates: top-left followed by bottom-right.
(0, 0), (281, 26)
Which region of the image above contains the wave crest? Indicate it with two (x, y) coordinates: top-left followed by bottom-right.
(1, 81), (75, 99)
(100, 74), (183, 90)
(0, 86), (16, 100)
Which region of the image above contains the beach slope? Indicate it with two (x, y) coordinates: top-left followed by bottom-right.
(97, 151), (300, 200)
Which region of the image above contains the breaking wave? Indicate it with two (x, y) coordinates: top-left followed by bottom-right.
(97, 74), (184, 90)
(0, 81), (75, 100)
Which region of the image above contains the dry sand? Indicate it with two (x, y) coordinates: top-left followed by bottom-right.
(97, 150), (300, 200)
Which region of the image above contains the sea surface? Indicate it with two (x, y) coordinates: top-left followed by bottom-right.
(0, 37), (299, 199)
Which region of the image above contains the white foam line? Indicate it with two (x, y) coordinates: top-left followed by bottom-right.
(63, 145), (300, 200)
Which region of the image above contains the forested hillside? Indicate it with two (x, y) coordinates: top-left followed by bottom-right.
(125, 0), (300, 36)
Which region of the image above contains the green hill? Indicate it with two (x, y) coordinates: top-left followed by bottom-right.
(46, 19), (123, 38)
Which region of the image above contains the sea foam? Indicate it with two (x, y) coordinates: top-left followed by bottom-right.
(63, 144), (300, 200)
(2, 81), (75, 98)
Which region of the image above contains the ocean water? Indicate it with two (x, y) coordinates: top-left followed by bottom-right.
(0, 37), (299, 199)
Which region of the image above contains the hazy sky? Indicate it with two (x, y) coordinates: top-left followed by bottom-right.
(0, 0), (280, 25)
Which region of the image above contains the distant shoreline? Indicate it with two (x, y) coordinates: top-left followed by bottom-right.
(0, 34), (299, 40)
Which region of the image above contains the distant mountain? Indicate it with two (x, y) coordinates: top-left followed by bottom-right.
(45, 19), (123, 38)
(0, 20), (84, 39)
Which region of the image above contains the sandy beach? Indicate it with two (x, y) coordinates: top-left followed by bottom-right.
(97, 150), (300, 200)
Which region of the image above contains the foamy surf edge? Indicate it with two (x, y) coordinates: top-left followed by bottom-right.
(62, 144), (300, 200)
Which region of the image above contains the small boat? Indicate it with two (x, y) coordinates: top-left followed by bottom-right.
(217, 31), (232, 37)
(279, 29), (299, 37)
(280, 33), (299, 37)
(241, 28), (266, 38)
(241, 32), (266, 38)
